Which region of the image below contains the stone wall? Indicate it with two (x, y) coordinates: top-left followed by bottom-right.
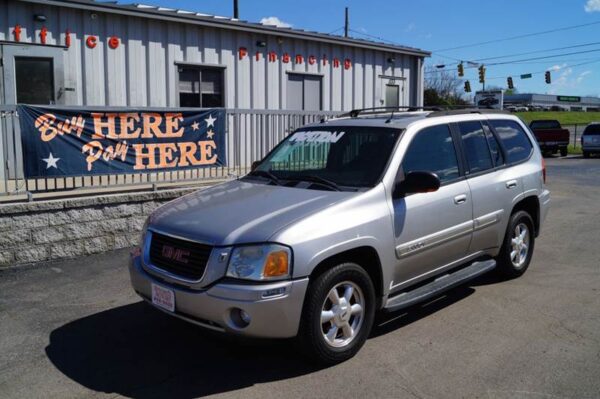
(0, 187), (203, 268)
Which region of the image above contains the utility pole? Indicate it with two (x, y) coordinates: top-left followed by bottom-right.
(233, 0), (239, 19)
(344, 7), (349, 37)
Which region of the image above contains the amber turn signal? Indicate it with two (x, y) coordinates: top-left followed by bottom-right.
(263, 250), (289, 277)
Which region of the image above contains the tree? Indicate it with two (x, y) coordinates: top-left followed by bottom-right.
(424, 67), (470, 106)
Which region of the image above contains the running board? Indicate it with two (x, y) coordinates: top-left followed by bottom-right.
(384, 259), (496, 312)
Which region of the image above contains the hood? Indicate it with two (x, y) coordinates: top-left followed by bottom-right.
(148, 179), (355, 246)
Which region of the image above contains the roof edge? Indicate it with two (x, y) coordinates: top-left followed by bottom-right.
(16, 0), (431, 57)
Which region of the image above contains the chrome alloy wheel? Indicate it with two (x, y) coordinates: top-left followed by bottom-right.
(320, 281), (364, 348)
(510, 223), (530, 269)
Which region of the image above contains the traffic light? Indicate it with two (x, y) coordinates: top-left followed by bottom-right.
(507, 77), (514, 90)
(478, 65), (486, 84)
(458, 63), (464, 77)
(464, 80), (471, 93)
(545, 71), (551, 84)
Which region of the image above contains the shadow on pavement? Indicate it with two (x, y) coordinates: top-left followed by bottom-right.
(45, 301), (324, 398)
(46, 280), (491, 398)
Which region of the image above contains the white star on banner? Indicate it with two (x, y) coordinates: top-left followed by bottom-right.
(206, 130), (215, 139)
(191, 121), (200, 131)
(42, 153), (60, 169)
(205, 114), (216, 128)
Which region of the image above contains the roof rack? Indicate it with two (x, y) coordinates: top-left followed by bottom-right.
(426, 108), (510, 118)
(340, 106), (443, 118)
(338, 105), (509, 119)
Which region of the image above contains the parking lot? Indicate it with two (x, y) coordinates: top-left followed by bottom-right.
(1, 156), (599, 399)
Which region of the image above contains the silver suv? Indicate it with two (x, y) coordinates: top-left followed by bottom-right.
(129, 108), (550, 364)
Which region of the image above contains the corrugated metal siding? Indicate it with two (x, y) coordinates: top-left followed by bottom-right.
(0, 0), (423, 110)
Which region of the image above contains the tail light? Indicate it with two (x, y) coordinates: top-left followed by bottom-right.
(541, 158), (546, 184)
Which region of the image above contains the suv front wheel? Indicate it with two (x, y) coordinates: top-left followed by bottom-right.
(297, 263), (375, 365)
(496, 210), (536, 278)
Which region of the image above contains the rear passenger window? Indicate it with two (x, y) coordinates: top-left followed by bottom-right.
(457, 121), (493, 174)
(402, 124), (459, 183)
(489, 120), (533, 164)
(483, 123), (505, 166)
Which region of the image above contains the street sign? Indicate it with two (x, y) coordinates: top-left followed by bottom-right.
(520, 73), (532, 79)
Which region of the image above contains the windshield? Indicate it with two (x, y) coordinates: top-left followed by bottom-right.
(530, 120), (561, 130)
(249, 126), (402, 190)
(583, 124), (600, 135)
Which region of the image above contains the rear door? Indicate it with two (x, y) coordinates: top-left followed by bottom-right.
(457, 120), (520, 252)
(391, 123), (473, 288)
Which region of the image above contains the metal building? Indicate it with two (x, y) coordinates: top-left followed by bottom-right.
(0, 0), (429, 110)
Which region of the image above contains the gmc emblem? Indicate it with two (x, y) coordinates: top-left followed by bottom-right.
(161, 245), (191, 264)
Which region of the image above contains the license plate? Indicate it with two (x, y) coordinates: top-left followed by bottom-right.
(152, 283), (175, 312)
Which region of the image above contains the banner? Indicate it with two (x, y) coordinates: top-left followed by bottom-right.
(18, 106), (226, 178)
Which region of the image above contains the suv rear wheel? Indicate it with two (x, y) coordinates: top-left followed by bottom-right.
(560, 147), (568, 157)
(495, 210), (535, 278)
(297, 263), (375, 365)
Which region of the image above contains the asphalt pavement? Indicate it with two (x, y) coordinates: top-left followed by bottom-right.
(1, 155), (599, 399)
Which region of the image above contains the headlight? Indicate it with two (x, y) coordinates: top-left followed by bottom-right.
(226, 244), (291, 281)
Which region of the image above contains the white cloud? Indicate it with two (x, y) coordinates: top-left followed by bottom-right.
(405, 23), (416, 32)
(585, 0), (600, 12)
(260, 16), (292, 28)
(577, 70), (592, 83)
(549, 63), (567, 71)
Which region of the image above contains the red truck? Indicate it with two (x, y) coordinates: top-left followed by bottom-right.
(529, 120), (570, 157)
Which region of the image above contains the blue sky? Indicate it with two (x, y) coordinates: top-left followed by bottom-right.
(119, 0), (600, 97)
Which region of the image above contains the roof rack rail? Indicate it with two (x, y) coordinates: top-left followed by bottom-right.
(340, 106), (444, 118)
(426, 108), (510, 118)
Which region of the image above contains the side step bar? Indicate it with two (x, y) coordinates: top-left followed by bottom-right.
(384, 259), (496, 312)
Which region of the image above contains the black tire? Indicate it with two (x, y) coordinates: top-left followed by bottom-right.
(583, 151), (590, 159)
(560, 147), (568, 157)
(297, 263), (375, 365)
(495, 210), (535, 278)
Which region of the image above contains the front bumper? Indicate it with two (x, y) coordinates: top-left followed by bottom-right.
(129, 255), (309, 338)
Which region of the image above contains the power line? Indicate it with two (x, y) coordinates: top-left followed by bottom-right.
(434, 41), (600, 66)
(485, 59), (600, 80)
(432, 20), (600, 52)
(328, 26), (345, 35)
(425, 47), (600, 73)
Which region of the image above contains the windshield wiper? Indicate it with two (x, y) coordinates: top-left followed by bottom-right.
(285, 175), (341, 191)
(246, 169), (281, 185)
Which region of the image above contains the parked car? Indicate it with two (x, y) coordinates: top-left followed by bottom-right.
(129, 108), (550, 364)
(515, 106), (529, 112)
(529, 119), (570, 157)
(582, 122), (600, 158)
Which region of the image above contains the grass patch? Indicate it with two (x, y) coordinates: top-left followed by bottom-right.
(515, 112), (600, 126)
(568, 144), (582, 155)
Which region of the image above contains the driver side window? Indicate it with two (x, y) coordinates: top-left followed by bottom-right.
(402, 124), (460, 183)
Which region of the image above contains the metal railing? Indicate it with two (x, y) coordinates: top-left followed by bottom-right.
(0, 106), (337, 202)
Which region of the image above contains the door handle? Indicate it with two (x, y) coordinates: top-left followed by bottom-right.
(506, 180), (518, 189)
(454, 194), (467, 205)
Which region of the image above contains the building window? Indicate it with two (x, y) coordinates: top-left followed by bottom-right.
(15, 57), (54, 104)
(178, 66), (224, 107)
(287, 73), (322, 111)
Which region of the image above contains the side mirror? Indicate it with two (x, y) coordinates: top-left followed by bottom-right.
(393, 171), (441, 198)
(251, 161), (261, 171)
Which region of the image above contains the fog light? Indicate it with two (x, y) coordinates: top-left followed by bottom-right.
(230, 308), (251, 328)
(240, 310), (251, 324)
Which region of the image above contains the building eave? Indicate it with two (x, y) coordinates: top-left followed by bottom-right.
(17, 0), (431, 57)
